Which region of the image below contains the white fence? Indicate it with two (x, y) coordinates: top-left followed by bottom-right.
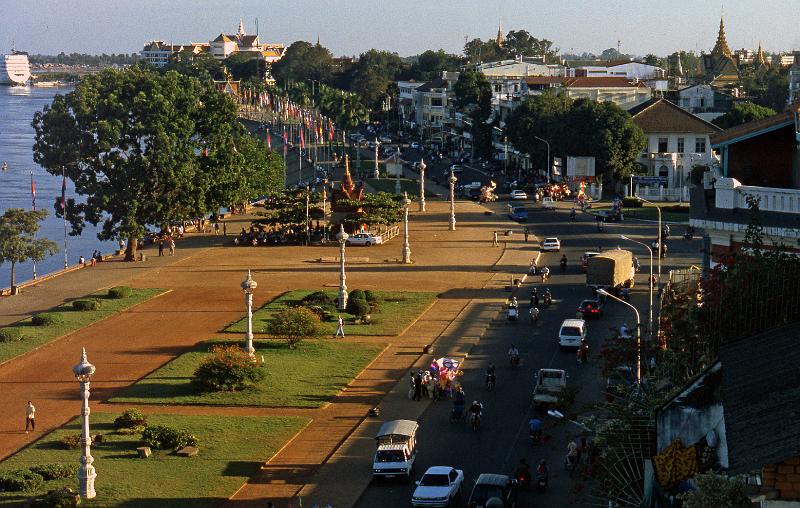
(634, 185), (690, 203)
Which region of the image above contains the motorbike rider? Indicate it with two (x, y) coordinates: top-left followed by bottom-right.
(515, 458), (532, 486)
(486, 363), (497, 387)
(570, 207), (576, 221)
(509, 296), (518, 308)
(528, 259), (537, 275)
(541, 266), (550, 282)
(567, 439), (580, 466)
(620, 322), (631, 338)
(530, 306), (540, 323)
(528, 417), (543, 441)
(530, 288), (539, 307)
(543, 288), (552, 305)
(536, 459), (549, 489)
(469, 400), (483, 424)
(560, 254), (568, 271)
(508, 344), (520, 365)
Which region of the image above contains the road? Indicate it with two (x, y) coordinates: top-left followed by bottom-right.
(356, 201), (702, 507)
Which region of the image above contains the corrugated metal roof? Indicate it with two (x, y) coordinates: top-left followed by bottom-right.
(376, 419), (418, 438)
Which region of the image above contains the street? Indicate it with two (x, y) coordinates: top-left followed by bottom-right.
(356, 201), (702, 507)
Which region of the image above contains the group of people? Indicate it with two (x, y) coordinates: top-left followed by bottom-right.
(157, 237), (176, 257)
(79, 250), (105, 267)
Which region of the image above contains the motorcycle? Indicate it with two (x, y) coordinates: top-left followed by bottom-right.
(509, 354), (520, 367)
(529, 307), (540, 325)
(541, 270), (549, 283)
(535, 471), (548, 492)
(507, 305), (519, 321)
(529, 429), (542, 445)
(543, 292), (552, 307)
(470, 411), (481, 431)
(515, 467), (531, 491)
(450, 405), (465, 423)
(486, 373), (496, 391)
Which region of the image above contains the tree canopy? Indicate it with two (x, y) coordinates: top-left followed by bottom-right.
(712, 101), (776, 129)
(502, 30), (557, 61)
(740, 67), (789, 112)
(409, 50), (462, 81)
(271, 41), (334, 86)
(348, 49), (405, 109)
(32, 65), (283, 260)
(505, 93), (646, 180)
(0, 209), (58, 289)
(453, 70), (491, 109)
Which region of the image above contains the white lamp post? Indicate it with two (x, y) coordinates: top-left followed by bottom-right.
(402, 192), (412, 264)
(418, 159), (426, 212)
(395, 149), (403, 195)
(337, 225), (349, 311)
(636, 196), (663, 282)
(448, 171), (457, 231)
(374, 139), (380, 179)
(72, 348), (96, 499)
(597, 289), (642, 384)
(621, 234), (654, 340)
(241, 270), (257, 357)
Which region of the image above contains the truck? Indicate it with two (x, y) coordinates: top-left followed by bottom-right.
(373, 419), (419, 481)
(586, 249), (635, 291)
(533, 368), (567, 408)
(541, 196), (556, 210)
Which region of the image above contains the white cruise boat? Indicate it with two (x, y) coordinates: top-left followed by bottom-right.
(0, 52), (31, 86)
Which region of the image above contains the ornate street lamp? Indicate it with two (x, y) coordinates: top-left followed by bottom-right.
(418, 159), (426, 212)
(374, 138), (380, 179)
(448, 171), (457, 231)
(241, 270), (257, 357)
(402, 192), (412, 264)
(337, 225), (349, 311)
(72, 348), (97, 499)
(395, 148), (403, 195)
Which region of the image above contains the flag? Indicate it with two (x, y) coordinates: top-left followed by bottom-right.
(283, 127), (288, 156)
(60, 174), (66, 210)
(300, 126), (305, 150)
(30, 171), (36, 211)
(266, 129), (272, 150)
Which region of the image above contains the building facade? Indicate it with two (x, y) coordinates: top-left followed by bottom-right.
(673, 84), (734, 122)
(790, 52), (800, 105)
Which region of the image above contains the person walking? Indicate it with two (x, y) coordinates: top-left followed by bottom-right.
(169, 237), (176, 256)
(493, 231), (499, 247)
(79, 255), (85, 265)
(413, 371), (422, 401)
(25, 401), (35, 433)
(158, 240), (164, 257)
(524, 228), (529, 243)
(334, 315), (345, 338)
(214, 222), (220, 235)
(222, 222), (227, 236)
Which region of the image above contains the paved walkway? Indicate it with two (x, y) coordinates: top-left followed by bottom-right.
(0, 199), (533, 507)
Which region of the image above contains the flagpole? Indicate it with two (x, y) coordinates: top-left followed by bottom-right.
(30, 170), (37, 280)
(62, 168), (68, 269)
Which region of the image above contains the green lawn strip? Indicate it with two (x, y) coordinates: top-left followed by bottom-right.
(367, 178), (419, 197)
(0, 413), (308, 507)
(0, 288), (165, 364)
(109, 339), (383, 408)
(224, 289), (437, 336)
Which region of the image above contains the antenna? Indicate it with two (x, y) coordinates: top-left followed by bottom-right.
(256, 17), (259, 36)
(617, 40), (621, 55)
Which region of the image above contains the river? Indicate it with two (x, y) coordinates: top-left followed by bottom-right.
(0, 85), (116, 288)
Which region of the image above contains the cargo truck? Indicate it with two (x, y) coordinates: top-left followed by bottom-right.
(586, 250), (635, 292)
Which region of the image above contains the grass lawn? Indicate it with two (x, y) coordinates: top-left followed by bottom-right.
(225, 289), (437, 336)
(0, 413), (307, 507)
(590, 204), (690, 223)
(109, 339), (383, 408)
(367, 178), (420, 197)
(0, 288), (165, 364)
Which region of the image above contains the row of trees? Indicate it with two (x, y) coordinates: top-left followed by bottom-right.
(31, 65), (284, 261)
(28, 52), (140, 67)
(464, 30), (558, 64)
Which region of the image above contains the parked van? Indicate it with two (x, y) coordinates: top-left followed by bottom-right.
(558, 318), (587, 350)
(373, 419), (419, 481)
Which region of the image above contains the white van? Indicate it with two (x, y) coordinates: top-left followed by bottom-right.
(558, 318), (587, 350)
(373, 419), (419, 481)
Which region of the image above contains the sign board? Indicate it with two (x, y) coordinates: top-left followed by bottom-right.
(551, 157), (563, 176)
(566, 156), (596, 177)
(633, 176), (668, 186)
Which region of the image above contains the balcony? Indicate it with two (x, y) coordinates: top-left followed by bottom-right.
(716, 178), (800, 214)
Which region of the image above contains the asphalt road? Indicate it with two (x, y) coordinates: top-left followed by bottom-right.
(355, 201), (702, 508)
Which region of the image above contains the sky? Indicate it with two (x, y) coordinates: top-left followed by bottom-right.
(3, 0), (800, 58)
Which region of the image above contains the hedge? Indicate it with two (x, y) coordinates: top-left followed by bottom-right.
(0, 328), (24, 343)
(29, 463), (78, 481)
(141, 425), (198, 450)
(31, 312), (64, 327)
(72, 299), (101, 311)
(0, 469), (43, 492)
(108, 286), (132, 299)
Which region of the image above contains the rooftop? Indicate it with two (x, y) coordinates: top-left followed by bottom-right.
(629, 98), (722, 134)
(562, 77), (648, 88)
(710, 105), (799, 146)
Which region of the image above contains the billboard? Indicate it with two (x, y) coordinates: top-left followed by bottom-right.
(566, 157), (596, 177)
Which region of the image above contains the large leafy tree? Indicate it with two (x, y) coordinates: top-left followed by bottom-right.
(348, 50), (404, 109)
(161, 52), (223, 81)
(224, 52), (262, 81)
(271, 41), (333, 86)
(318, 85), (369, 129)
(0, 209), (58, 289)
(464, 38), (503, 64)
(32, 65), (282, 261)
(410, 50), (461, 81)
(453, 70), (491, 109)
(503, 30), (557, 61)
(713, 101), (776, 129)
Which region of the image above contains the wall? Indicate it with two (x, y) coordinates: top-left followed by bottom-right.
(763, 458), (800, 501)
(726, 125), (796, 188)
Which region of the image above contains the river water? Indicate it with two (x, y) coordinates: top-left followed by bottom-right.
(0, 86), (116, 288)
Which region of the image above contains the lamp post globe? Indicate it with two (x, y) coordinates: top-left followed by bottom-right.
(448, 172), (457, 231)
(72, 348), (97, 499)
(418, 159), (426, 212)
(336, 225), (349, 311)
(241, 270), (257, 357)
(402, 192), (412, 264)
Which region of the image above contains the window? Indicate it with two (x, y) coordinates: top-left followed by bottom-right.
(677, 138), (685, 153)
(699, 98), (706, 108)
(494, 84), (502, 92)
(695, 138), (707, 153)
(658, 138), (668, 153)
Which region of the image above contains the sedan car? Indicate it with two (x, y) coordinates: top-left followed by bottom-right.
(510, 190), (528, 200)
(578, 298), (604, 318)
(509, 207), (529, 222)
(541, 237), (561, 252)
(345, 233), (383, 246)
(468, 473), (518, 508)
(412, 466), (464, 508)
(410, 141), (421, 149)
(450, 164), (464, 174)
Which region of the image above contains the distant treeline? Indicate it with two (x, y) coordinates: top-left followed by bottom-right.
(29, 52), (140, 66)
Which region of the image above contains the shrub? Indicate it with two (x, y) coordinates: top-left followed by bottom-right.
(141, 425), (198, 450)
(71, 299), (100, 311)
(363, 290), (380, 303)
(301, 291), (334, 306)
(28, 464), (78, 481)
(107, 286), (132, 299)
(349, 289), (366, 302)
(59, 434), (86, 450)
(266, 307), (321, 348)
(622, 197), (644, 208)
(26, 487), (81, 507)
(0, 469), (43, 492)
(31, 313), (64, 327)
(347, 298), (371, 319)
(0, 328), (24, 343)
(114, 408), (147, 430)
(193, 345), (265, 391)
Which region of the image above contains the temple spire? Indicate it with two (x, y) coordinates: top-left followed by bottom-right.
(237, 18), (246, 37)
(496, 19), (503, 48)
(756, 41), (769, 68)
(712, 16), (732, 58)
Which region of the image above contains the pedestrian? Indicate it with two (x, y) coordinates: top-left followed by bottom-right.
(222, 222), (227, 236)
(524, 228), (529, 243)
(158, 240), (164, 257)
(25, 400), (35, 433)
(334, 315), (345, 338)
(90, 251), (97, 266)
(421, 371), (430, 398)
(413, 371), (422, 401)
(169, 237), (175, 256)
(493, 231), (499, 247)
(79, 255), (85, 265)
(118, 239), (125, 253)
(408, 372), (415, 399)
(214, 222), (220, 235)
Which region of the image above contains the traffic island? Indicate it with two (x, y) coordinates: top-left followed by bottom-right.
(0, 413), (307, 507)
(109, 339), (383, 408)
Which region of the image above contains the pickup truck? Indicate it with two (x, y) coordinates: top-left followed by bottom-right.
(533, 368), (567, 408)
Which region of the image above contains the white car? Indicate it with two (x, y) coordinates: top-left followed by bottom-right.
(558, 318), (587, 350)
(541, 237), (561, 251)
(412, 466), (464, 508)
(410, 142), (421, 149)
(380, 136), (392, 143)
(345, 233), (383, 246)
(510, 190), (528, 200)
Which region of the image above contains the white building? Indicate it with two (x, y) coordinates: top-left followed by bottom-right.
(141, 41), (184, 67)
(397, 80), (424, 130)
(675, 84), (734, 122)
(773, 53), (796, 67)
(569, 60), (665, 80)
(629, 98), (721, 197)
(412, 72), (460, 138)
(789, 51), (800, 105)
